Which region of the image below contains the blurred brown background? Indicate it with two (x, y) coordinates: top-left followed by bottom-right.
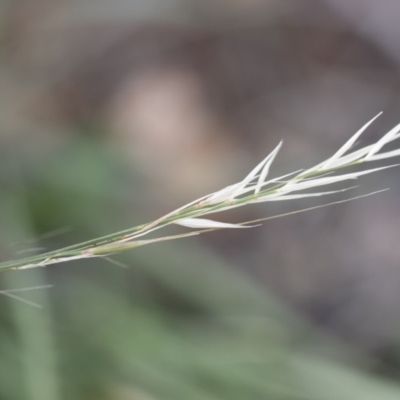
(2, 1), (400, 399)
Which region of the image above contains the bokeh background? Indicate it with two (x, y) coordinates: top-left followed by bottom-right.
(1, 1), (400, 399)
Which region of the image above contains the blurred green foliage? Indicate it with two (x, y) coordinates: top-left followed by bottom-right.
(1, 136), (400, 400)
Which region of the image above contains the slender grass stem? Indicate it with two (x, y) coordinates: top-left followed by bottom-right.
(1, 114), (399, 271)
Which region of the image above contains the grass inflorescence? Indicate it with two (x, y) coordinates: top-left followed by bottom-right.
(1, 113), (400, 271)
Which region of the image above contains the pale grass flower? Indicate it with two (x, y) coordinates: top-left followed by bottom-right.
(1, 113), (399, 271)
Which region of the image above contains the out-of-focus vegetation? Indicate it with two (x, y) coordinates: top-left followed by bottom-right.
(2, 1), (400, 399)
